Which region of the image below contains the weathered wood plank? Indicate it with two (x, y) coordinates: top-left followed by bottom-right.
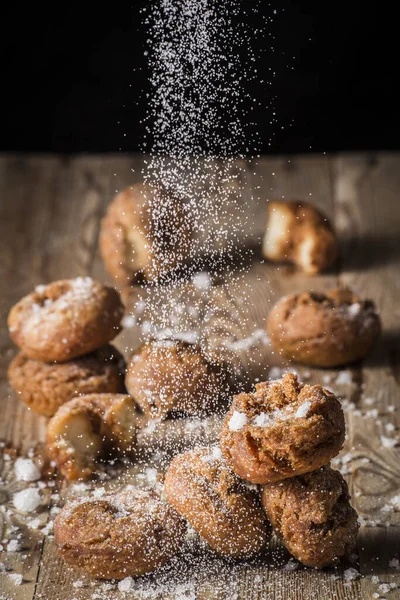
(0, 156), (66, 600)
(333, 153), (400, 599)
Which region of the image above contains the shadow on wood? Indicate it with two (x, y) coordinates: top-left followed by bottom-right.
(338, 233), (400, 272)
(361, 330), (400, 372)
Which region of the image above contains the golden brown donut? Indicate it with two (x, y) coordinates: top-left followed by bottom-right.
(125, 340), (229, 419)
(54, 488), (186, 579)
(8, 345), (126, 417)
(220, 373), (345, 485)
(47, 393), (138, 480)
(99, 183), (192, 285)
(8, 278), (124, 362)
(164, 446), (270, 557)
(262, 201), (337, 274)
(261, 466), (359, 568)
(267, 288), (381, 367)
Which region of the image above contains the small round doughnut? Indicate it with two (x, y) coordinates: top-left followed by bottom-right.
(267, 288), (381, 367)
(261, 466), (359, 568)
(8, 277), (124, 362)
(125, 340), (230, 420)
(262, 201), (337, 274)
(164, 446), (270, 557)
(220, 373), (345, 485)
(47, 393), (138, 480)
(8, 345), (126, 417)
(54, 488), (186, 579)
(99, 183), (192, 285)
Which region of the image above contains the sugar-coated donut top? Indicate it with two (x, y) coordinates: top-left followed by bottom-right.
(8, 277), (124, 361)
(229, 373), (338, 432)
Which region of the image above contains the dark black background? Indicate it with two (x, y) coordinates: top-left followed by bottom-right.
(1, 2), (398, 154)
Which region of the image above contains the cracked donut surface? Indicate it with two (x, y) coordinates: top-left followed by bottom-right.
(261, 466), (359, 568)
(7, 277), (123, 362)
(262, 201), (337, 274)
(8, 344), (126, 416)
(126, 340), (230, 419)
(99, 183), (192, 285)
(54, 488), (186, 579)
(164, 446), (270, 557)
(220, 374), (345, 484)
(47, 393), (138, 480)
(267, 288), (381, 367)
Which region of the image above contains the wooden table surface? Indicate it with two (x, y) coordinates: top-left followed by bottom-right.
(0, 153), (399, 600)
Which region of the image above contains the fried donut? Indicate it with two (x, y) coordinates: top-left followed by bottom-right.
(54, 488), (186, 579)
(220, 373), (345, 485)
(47, 393), (138, 480)
(8, 278), (124, 362)
(99, 183), (192, 285)
(267, 288), (381, 367)
(125, 340), (229, 420)
(8, 345), (126, 417)
(261, 466), (359, 568)
(164, 446), (270, 557)
(262, 201), (337, 274)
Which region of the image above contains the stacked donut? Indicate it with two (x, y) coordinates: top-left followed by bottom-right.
(7, 277), (139, 480)
(218, 373), (358, 568)
(166, 373), (358, 571)
(53, 373), (359, 579)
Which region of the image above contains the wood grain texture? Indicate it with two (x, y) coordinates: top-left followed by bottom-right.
(333, 154), (400, 599)
(0, 156), (64, 600)
(0, 153), (399, 600)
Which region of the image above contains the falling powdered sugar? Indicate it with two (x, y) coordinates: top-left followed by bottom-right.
(211, 446), (222, 460)
(269, 366), (283, 380)
(136, 0), (273, 373)
(121, 314), (137, 328)
(145, 468), (158, 485)
(201, 446), (223, 463)
(191, 272), (212, 290)
(224, 329), (270, 352)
